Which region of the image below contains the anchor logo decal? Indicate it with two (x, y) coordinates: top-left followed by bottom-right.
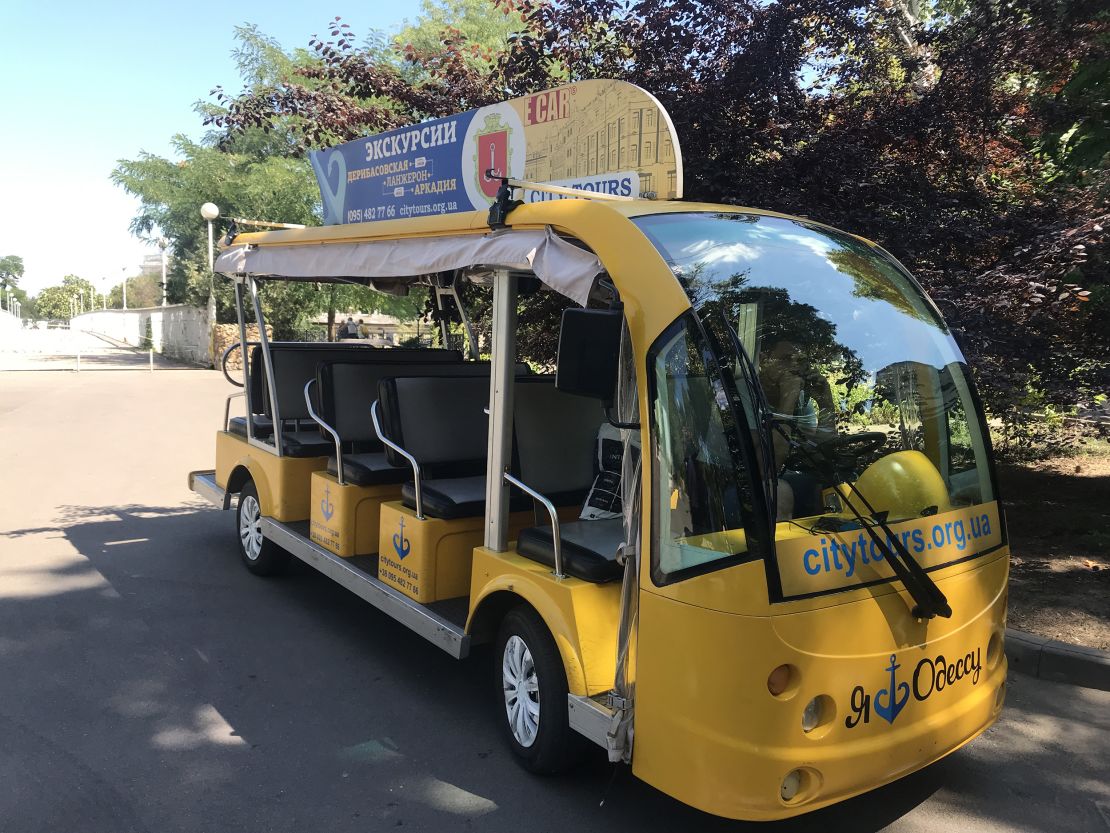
(874, 654), (910, 724)
(320, 485), (334, 522)
(393, 517), (411, 559)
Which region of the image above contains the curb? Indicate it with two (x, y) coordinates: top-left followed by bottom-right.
(1005, 628), (1110, 691)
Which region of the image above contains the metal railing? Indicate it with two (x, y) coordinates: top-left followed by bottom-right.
(503, 473), (564, 579)
(305, 379), (346, 485)
(370, 400), (424, 519)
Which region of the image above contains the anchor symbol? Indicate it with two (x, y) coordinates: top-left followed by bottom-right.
(393, 517), (411, 559)
(874, 654), (910, 724)
(320, 485), (334, 522)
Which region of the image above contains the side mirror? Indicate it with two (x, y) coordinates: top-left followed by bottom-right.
(556, 308), (623, 405)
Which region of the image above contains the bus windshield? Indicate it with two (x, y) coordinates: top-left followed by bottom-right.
(636, 211), (997, 587)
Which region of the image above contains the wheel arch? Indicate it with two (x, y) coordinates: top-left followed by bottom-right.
(228, 461), (274, 515)
(468, 584), (588, 696)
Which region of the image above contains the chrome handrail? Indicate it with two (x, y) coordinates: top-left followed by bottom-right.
(224, 390), (245, 431)
(304, 379), (345, 485)
(371, 399), (424, 519)
(503, 473), (563, 579)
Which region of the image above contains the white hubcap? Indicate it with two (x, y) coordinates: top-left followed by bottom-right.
(502, 635), (540, 747)
(239, 495), (263, 560)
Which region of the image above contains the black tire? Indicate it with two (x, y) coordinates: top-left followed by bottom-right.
(236, 480), (289, 576)
(495, 605), (587, 774)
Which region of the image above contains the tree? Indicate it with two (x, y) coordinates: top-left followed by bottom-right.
(0, 255), (23, 292)
(33, 275), (99, 320)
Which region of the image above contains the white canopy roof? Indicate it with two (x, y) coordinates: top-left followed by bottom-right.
(214, 226), (604, 306)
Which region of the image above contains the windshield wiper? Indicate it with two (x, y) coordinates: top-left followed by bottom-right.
(772, 423), (952, 620)
(709, 316), (950, 619)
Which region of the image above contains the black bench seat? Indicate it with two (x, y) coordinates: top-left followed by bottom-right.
(327, 451), (409, 487)
(401, 476), (531, 520)
(516, 518), (625, 583)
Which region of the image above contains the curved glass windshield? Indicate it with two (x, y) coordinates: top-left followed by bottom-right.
(637, 212), (999, 595)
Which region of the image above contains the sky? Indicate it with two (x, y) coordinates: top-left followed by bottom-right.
(0, 0), (425, 296)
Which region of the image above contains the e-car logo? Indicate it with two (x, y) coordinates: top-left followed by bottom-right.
(846, 647), (982, 728)
(320, 484), (335, 522)
(392, 516), (411, 560)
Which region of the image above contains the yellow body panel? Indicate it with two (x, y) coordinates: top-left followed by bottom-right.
(377, 502), (535, 603)
(633, 550), (1008, 820)
(468, 547), (623, 697)
(309, 472), (402, 557)
(214, 431), (327, 521)
(220, 198), (1007, 821)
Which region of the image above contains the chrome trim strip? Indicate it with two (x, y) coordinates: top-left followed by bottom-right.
(503, 473), (563, 579)
(188, 470), (230, 510)
(260, 517), (470, 658)
(304, 379), (344, 484)
(370, 399), (423, 519)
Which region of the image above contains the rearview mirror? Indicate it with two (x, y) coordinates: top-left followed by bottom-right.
(556, 308), (623, 404)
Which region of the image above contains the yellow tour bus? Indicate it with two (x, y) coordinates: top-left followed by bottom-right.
(189, 80), (1008, 820)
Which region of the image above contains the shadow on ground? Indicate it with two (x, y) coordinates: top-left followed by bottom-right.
(1, 505), (1105, 832)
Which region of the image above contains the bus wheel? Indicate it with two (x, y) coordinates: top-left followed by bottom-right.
(496, 606), (585, 774)
(236, 481), (288, 576)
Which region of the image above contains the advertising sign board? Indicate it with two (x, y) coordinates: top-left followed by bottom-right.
(310, 79), (683, 225)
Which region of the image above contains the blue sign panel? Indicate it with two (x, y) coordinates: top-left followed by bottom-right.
(311, 81), (684, 224)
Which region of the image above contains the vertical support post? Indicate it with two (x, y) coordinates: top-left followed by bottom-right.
(234, 281), (253, 442)
(249, 277), (283, 456)
(434, 288), (451, 350)
(484, 269), (517, 552)
(149, 349), (154, 372)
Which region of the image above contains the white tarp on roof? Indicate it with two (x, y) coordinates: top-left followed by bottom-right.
(214, 226), (603, 306)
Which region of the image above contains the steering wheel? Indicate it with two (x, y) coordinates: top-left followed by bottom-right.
(221, 342), (249, 387)
(816, 431), (888, 458)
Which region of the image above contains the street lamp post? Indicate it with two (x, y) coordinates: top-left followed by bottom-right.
(157, 236), (169, 307)
(200, 203), (220, 347)
(200, 203), (220, 274)
(121, 266), (128, 310)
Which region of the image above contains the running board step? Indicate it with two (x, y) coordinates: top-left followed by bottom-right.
(568, 693), (614, 749)
(261, 517), (471, 659)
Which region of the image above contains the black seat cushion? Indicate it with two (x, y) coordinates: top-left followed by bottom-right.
(327, 452), (408, 486)
(401, 476), (531, 520)
(227, 415), (273, 439)
(278, 429), (334, 458)
(517, 519), (626, 583)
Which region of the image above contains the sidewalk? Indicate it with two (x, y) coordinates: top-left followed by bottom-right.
(0, 326), (190, 371)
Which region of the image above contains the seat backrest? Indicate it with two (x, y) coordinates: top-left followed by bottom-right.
(514, 377), (603, 499)
(319, 361), (495, 446)
(261, 344), (461, 423)
(378, 374), (495, 478)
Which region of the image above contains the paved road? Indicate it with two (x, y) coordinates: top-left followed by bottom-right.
(0, 325), (185, 371)
(0, 369), (1107, 833)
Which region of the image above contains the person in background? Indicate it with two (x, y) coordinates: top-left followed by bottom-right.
(358, 318), (369, 339)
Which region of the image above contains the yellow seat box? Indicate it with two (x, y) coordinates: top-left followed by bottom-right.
(377, 501), (535, 603)
(309, 472), (403, 557)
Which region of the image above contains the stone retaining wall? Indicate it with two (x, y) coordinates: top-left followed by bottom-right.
(73, 306), (212, 366)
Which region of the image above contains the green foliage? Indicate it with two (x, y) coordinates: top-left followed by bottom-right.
(33, 275), (99, 319)
(396, 0), (523, 68)
(112, 135), (321, 329)
(0, 255), (23, 291)
(107, 274), (162, 309)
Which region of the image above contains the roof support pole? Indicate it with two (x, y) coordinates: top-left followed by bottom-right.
(249, 276), (283, 456)
(484, 268), (517, 552)
(233, 281), (253, 442)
